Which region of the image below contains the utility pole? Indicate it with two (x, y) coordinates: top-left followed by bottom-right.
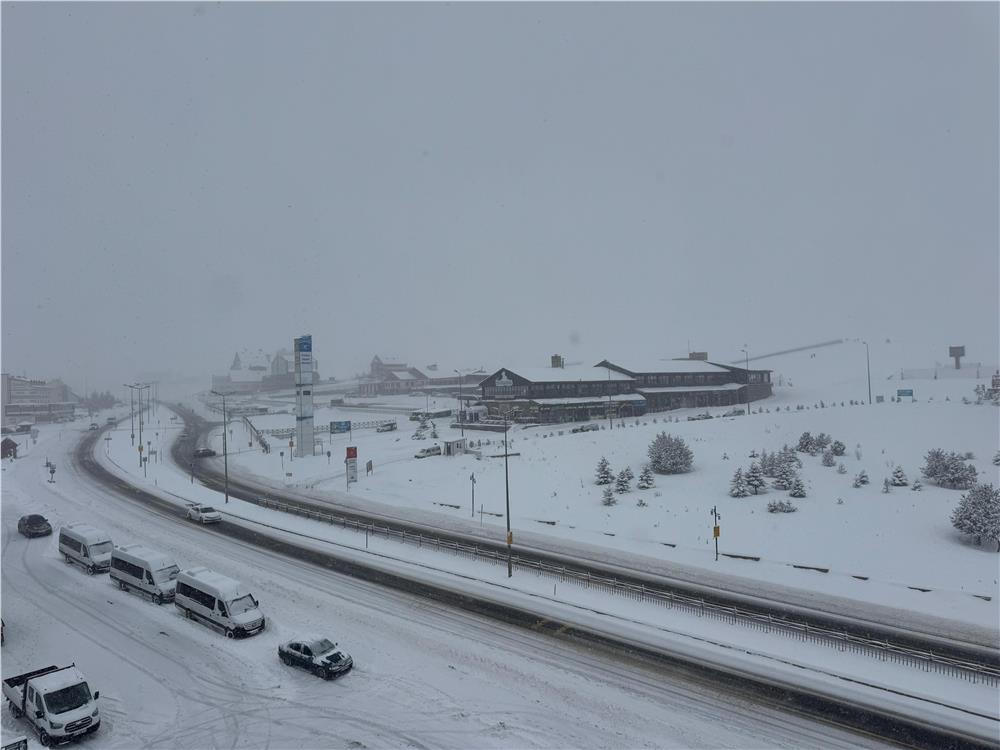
(607, 366), (613, 430)
(124, 384), (136, 446)
(454, 370), (465, 437)
(503, 408), (512, 578)
(470, 472), (476, 518)
(211, 390), (232, 503)
(711, 505), (721, 561)
(863, 340), (872, 405)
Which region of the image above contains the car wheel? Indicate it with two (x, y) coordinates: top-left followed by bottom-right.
(225, 629), (235, 639)
(88, 565), (97, 575)
(280, 653), (292, 665)
(39, 730), (51, 747)
(118, 581), (127, 591)
(155, 593), (164, 605)
(185, 608), (195, 620)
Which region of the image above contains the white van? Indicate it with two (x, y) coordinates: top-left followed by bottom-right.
(174, 567), (265, 638)
(110, 544), (179, 604)
(58, 524), (113, 575)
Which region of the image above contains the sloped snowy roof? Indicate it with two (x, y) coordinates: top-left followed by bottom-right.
(495, 366), (634, 384)
(601, 358), (731, 374)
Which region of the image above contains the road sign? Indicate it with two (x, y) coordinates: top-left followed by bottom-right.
(897, 389), (914, 398)
(346, 446), (357, 459)
(330, 420), (352, 434)
(713, 526), (720, 538)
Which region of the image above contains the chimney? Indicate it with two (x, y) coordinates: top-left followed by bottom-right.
(688, 351), (708, 361)
(551, 354), (564, 368)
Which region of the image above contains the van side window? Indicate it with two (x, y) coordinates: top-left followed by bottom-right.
(82, 546), (89, 558)
(217, 600), (228, 617)
(35, 692), (44, 712)
(145, 571), (154, 585)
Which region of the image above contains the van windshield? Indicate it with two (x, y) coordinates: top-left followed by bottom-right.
(154, 565), (180, 583)
(44, 682), (92, 715)
(89, 541), (113, 556)
(229, 594), (257, 615)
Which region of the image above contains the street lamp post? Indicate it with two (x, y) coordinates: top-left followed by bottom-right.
(123, 384), (135, 446)
(210, 390), (232, 504)
(503, 407), (512, 578)
(454, 370), (465, 437)
(740, 348), (750, 414)
(863, 340), (872, 405)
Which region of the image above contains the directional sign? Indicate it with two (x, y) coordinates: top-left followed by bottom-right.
(897, 389), (914, 398)
(330, 420), (352, 434)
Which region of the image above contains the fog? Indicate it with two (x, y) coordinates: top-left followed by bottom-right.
(2, 2), (997, 392)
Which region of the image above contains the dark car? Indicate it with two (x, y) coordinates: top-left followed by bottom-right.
(193, 448), (217, 458)
(17, 514), (52, 538)
(278, 638), (353, 680)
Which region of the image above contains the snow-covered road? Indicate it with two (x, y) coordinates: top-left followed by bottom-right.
(0, 422), (898, 749)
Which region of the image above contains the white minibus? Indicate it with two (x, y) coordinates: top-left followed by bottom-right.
(174, 567), (265, 638)
(58, 524), (113, 575)
(110, 544), (179, 604)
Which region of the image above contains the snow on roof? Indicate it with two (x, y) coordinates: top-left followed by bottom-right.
(235, 349), (270, 370)
(115, 544), (175, 570)
(180, 567), (246, 600)
(390, 371), (420, 381)
(497, 366), (634, 383)
(30, 666), (89, 696)
(528, 394), (646, 405)
(636, 383), (744, 393)
(602, 358), (732, 374)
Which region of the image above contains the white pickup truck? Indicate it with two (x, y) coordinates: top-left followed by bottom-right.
(3, 664), (100, 746)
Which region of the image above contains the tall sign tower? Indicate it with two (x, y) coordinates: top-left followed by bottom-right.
(294, 334), (315, 458)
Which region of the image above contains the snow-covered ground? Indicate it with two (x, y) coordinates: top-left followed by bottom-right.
(4, 419), (913, 749)
(202, 341), (999, 632)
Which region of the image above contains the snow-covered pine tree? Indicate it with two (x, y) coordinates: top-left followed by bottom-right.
(951, 483), (1000, 550)
(647, 433), (694, 474)
(595, 457), (613, 485)
(615, 469), (631, 493)
(853, 470), (870, 488)
(767, 499), (797, 513)
(813, 433), (831, 452)
(729, 467), (750, 498)
(789, 476), (806, 498)
(993, 450), (1000, 467)
(837, 463), (848, 474)
(882, 478), (891, 493)
(636, 497), (648, 508)
(891, 466), (908, 486)
(911, 479), (923, 491)
(745, 462), (767, 495)
(797, 432), (813, 453)
(623, 466), (635, 482)
(821, 450), (836, 467)
(831, 440), (846, 456)
(771, 462), (795, 490)
(780, 446), (803, 469)
(637, 465), (654, 490)
(601, 486), (616, 506)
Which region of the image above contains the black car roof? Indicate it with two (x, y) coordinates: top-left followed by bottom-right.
(22, 514), (47, 523)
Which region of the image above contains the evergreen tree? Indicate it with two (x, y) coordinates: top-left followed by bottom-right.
(797, 432), (814, 453)
(637, 465), (654, 490)
(911, 479), (923, 491)
(891, 466), (908, 486)
(837, 462), (848, 474)
(601, 486), (617, 506)
(745, 462), (767, 495)
(789, 476), (806, 498)
(993, 451), (1000, 467)
(821, 450), (836, 467)
(636, 497), (648, 508)
(831, 440), (846, 456)
(767, 499), (797, 513)
(615, 469), (631, 494)
(772, 462), (796, 491)
(922, 449), (977, 489)
(622, 466), (635, 482)
(595, 457), (614, 485)
(813, 433), (832, 451)
(853, 470), (870, 488)
(647, 433), (694, 474)
(729, 467), (750, 498)
(951, 483), (1000, 550)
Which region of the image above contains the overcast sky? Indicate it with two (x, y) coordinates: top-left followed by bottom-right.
(3, 2), (997, 392)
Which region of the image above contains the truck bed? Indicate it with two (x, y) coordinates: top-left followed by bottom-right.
(3, 665), (61, 704)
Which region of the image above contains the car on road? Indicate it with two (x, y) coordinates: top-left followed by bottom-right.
(89, 423), (100, 430)
(17, 514), (52, 538)
(722, 408), (746, 417)
(686, 412), (713, 421)
(278, 638), (353, 679)
(414, 445), (442, 459)
(186, 504), (222, 524)
(193, 448), (217, 458)
(376, 422), (396, 433)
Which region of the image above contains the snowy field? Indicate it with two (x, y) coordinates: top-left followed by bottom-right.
(201, 342), (999, 632)
(3, 416), (922, 750)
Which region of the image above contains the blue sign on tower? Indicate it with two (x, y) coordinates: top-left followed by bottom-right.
(295, 335), (312, 353)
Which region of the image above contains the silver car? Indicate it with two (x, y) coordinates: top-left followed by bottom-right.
(186, 504), (222, 524)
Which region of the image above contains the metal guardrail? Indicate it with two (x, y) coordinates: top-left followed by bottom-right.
(250, 495), (999, 686)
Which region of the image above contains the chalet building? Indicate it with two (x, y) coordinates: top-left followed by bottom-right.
(360, 356), (489, 396)
(478, 365), (645, 423)
(597, 357), (772, 411)
(212, 348), (320, 394)
(479, 353), (772, 423)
